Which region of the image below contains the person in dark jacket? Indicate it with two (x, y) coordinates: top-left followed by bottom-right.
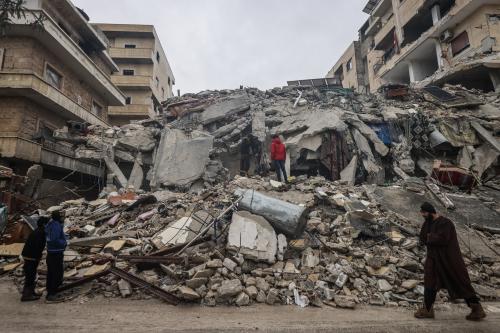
(414, 202), (486, 321)
(240, 136), (252, 176)
(45, 211), (67, 302)
(270, 135), (287, 183)
(20, 216), (48, 301)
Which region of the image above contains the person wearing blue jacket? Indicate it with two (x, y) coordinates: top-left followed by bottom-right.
(45, 211), (67, 302)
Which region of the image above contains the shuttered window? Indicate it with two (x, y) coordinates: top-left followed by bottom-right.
(451, 31), (470, 56)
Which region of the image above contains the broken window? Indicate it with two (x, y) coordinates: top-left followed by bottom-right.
(126, 97), (132, 105)
(92, 101), (103, 117)
(451, 31), (470, 56)
(45, 64), (63, 89)
(123, 69), (135, 76)
(124, 44), (136, 49)
(346, 58), (353, 71)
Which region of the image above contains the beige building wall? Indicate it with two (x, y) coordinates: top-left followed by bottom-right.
(95, 24), (175, 125)
(0, 0), (124, 178)
(327, 43), (358, 89)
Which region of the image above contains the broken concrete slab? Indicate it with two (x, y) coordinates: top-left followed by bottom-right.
(150, 129), (214, 188)
(152, 211), (210, 248)
(346, 118), (389, 156)
(235, 189), (308, 238)
(340, 155), (358, 186)
(117, 125), (157, 152)
(227, 211), (278, 263)
(471, 121), (500, 153)
(201, 95), (251, 125)
(352, 129), (384, 185)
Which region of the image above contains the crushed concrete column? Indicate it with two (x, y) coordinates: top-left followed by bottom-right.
(104, 156), (127, 189)
(127, 153), (144, 191)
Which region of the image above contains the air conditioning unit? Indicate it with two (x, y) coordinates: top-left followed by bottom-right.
(441, 30), (454, 43)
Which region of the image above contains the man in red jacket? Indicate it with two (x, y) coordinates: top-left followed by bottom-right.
(271, 135), (288, 183)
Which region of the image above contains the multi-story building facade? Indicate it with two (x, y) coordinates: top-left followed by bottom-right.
(328, 0), (500, 93)
(94, 24), (175, 126)
(0, 0), (125, 179)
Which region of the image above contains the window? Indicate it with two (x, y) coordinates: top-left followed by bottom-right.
(451, 31), (470, 56)
(156, 51), (160, 62)
(123, 69), (135, 76)
(125, 97), (132, 105)
(0, 48), (4, 70)
(92, 101), (103, 117)
(45, 64), (63, 89)
(346, 58), (353, 71)
(124, 44), (136, 49)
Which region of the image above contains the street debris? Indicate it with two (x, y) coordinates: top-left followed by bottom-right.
(1, 83), (499, 309)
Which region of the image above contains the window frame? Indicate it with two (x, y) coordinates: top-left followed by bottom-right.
(123, 69), (135, 76)
(451, 30), (470, 57)
(44, 63), (64, 90)
(346, 58), (353, 72)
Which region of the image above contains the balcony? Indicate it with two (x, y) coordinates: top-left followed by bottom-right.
(0, 136), (104, 177)
(108, 104), (151, 117)
(6, 10), (126, 106)
(374, 15), (395, 48)
(109, 48), (154, 64)
(111, 75), (152, 89)
(0, 72), (109, 127)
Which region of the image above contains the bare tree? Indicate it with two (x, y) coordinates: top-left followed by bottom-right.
(0, 0), (44, 35)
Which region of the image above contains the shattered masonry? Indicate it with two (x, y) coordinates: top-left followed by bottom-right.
(1, 82), (499, 309)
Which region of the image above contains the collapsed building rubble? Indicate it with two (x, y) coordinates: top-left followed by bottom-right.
(0, 83), (499, 309)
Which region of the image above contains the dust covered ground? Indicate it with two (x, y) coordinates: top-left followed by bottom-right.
(1, 279), (499, 333)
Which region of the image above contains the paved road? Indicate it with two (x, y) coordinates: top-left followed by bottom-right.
(1, 279), (499, 333)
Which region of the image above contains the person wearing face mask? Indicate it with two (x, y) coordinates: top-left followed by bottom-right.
(414, 202), (485, 321)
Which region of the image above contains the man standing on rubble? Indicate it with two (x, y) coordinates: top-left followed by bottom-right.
(20, 216), (48, 301)
(240, 136), (252, 176)
(414, 202), (486, 321)
(271, 134), (288, 183)
(45, 211), (67, 302)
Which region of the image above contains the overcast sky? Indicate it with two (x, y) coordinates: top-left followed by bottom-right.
(73, 0), (368, 94)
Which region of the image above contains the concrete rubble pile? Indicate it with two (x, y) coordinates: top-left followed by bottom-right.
(1, 172), (499, 309)
(1, 84), (499, 309)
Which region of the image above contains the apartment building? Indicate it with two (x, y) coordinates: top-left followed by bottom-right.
(95, 24), (175, 126)
(0, 0), (125, 180)
(328, 0), (500, 93)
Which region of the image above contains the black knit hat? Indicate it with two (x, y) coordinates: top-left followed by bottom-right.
(420, 202), (436, 214)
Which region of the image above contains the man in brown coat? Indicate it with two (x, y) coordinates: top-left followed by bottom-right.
(414, 202), (486, 321)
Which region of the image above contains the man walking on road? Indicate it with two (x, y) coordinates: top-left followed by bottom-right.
(270, 135), (287, 183)
(414, 202), (486, 321)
